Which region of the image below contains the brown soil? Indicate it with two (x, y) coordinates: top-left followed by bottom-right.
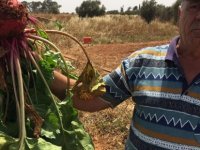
(63, 40), (170, 75)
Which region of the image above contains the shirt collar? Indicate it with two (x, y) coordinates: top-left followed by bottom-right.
(165, 36), (180, 62)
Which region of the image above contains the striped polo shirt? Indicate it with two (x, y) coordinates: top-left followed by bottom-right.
(101, 37), (200, 150)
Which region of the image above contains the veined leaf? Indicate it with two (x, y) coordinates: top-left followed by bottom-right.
(38, 96), (94, 150)
(58, 99), (94, 150)
(0, 132), (62, 150)
(73, 61), (106, 100)
(0, 132), (17, 150)
(25, 138), (61, 150)
(0, 32), (93, 149)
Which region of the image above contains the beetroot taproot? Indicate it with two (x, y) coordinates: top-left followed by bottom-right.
(0, 0), (28, 38)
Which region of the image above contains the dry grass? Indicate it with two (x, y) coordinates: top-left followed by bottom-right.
(32, 13), (178, 149)
(33, 13), (178, 45)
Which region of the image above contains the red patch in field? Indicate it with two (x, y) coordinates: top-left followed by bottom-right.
(83, 37), (92, 44)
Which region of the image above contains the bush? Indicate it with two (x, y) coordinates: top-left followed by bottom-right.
(140, 0), (157, 24)
(172, 0), (182, 24)
(76, 0), (106, 18)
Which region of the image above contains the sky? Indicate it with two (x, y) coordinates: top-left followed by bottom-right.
(22, 0), (176, 13)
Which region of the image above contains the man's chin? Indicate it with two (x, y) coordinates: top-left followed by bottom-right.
(188, 38), (200, 50)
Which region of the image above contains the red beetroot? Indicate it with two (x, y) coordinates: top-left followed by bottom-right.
(0, 0), (28, 38)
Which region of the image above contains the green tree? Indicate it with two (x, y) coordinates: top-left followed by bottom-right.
(106, 10), (119, 15)
(22, 0), (61, 14)
(21, 1), (29, 7)
(132, 6), (140, 15)
(172, 0), (182, 24)
(156, 4), (173, 22)
(29, 1), (43, 13)
(120, 6), (124, 14)
(124, 7), (132, 15)
(124, 6), (140, 15)
(41, 0), (61, 14)
(76, 0), (106, 18)
(140, 0), (157, 23)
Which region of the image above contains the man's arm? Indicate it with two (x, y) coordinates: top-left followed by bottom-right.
(50, 71), (111, 112)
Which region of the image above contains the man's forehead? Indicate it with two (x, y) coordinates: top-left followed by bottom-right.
(184, 0), (200, 3)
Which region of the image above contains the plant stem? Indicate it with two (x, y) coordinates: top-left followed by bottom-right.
(27, 50), (65, 132)
(26, 34), (71, 94)
(25, 29), (91, 62)
(15, 54), (26, 150)
(45, 30), (91, 62)
(10, 44), (21, 142)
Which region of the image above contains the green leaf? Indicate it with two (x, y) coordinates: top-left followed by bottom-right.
(0, 121), (19, 138)
(37, 29), (49, 40)
(25, 137), (61, 150)
(0, 132), (17, 150)
(46, 111), (60, 129)
(40, 128), (56, 139)
(0, 131), (62, 150)
(58, 98), (94, 150)
(41, 107), (60, 140)
(54, 21), (63, 31)
(71, 121), (94, 150)
(0, 35), (93, 149)
(36, 96), (94, 150)
(38, 50), (78, 85)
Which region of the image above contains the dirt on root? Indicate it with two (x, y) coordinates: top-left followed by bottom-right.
(62, 40), (170, 150)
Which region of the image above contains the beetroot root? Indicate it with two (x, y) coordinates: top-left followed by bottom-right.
(0, 0), (28, 38)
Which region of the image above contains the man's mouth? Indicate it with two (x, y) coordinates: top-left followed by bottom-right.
(191, 29), (200, 37)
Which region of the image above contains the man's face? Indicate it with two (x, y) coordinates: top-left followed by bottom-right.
(179, 0), (200, 50)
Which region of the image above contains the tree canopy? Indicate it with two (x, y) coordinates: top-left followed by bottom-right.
(140, 0), (157, 24)
(22, 0), (182, 24)
(22, 0), (61, 14)
(76, 0), (106, 18)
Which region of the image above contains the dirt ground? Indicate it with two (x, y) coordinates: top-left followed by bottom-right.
(62, 40), (170, 150)
(63, 40), (170, 75)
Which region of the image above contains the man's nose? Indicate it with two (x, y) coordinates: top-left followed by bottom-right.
(196, 9), (200, 20)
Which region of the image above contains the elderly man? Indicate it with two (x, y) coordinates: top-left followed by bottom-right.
(52, 0), (200, 149)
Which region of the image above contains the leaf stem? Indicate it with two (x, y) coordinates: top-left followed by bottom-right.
(26, 34), (71, 94)
(26, 49), (65, 132)
(15, 53), (26, 150)
(45, 30), (91, 62)
(10, 42), (22, 144)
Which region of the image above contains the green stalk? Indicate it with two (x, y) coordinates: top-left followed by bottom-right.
(44, 30), (91, 62)
(26, 34), (71, 95)
(15, 55), (26, 150)
(23, 80), (33, 105)
(10, 51), (21, 141)
(25, 33), (90, 145)
(26, 29), (90, 62)
(26, 49), (65, 133)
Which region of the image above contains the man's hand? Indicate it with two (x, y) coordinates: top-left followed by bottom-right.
(50, 70), (111, 112)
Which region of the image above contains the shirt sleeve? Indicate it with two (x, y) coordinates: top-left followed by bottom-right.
(100, 59), (132, 108)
